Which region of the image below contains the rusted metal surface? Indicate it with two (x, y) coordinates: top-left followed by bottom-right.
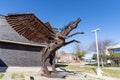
(5, 13), (84, 78)
(6, 13), (55, 43)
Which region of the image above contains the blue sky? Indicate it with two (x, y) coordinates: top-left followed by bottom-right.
(0, 0), (120, 54)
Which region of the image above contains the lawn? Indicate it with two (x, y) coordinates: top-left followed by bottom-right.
(58, 63), (120, 79)
(0, 73), (4, 79)
(12, 73), (25, 80)
(102, 69), (120, 79)
(66, 65), (97, 74)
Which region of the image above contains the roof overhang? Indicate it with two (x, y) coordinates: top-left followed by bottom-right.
(0, 39), (47, 47)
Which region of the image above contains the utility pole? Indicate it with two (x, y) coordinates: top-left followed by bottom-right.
(92, 28), (102, 76)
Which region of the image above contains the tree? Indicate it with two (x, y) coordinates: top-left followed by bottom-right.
(74, 44), (86, 59)
(93, 53), (120, 67)
(89, 39), (115, 54)
(92, 54), (109, 61)
(89, 39), (116, 67)
(109, 53), (120, 66)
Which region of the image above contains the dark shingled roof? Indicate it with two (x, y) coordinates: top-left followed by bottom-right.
(0, 15), (31, 43)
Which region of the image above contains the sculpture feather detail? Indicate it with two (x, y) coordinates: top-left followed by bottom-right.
(6, 13), (55, 43)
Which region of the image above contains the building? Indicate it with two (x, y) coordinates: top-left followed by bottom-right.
(0, 14), (49, 72)
(106, 45), (120, 55)
(56, 51), (80, 63)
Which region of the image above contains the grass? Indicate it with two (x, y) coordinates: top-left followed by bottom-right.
(102, 69), (120, 79)
(66, 65), (97, 74)
(59, 63), (120, 79)
(0, 73), (4, 79)
(12, 73), (25, 79)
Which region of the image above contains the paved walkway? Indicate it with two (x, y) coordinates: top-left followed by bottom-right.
(24, 72), (103, 80)
(103, 67), (120, 70)
(24, 68), (120, 80)
(83, 65), (120, 71)
(1, 67), (120, 80)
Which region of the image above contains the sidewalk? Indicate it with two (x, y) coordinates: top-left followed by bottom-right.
(0, 67), (120, 80)
(103, 67), (120, 70)
(24, 67), (120, 80)
(84, 65), (120, 71)
(24, 71), (103, 80)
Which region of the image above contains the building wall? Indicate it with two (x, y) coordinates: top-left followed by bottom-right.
(0, 42), (43, 67)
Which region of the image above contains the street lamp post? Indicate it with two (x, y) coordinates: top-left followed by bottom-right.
(92, 28), (102, 76)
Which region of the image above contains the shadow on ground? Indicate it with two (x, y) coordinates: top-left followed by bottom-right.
(55, 63), (68, 68)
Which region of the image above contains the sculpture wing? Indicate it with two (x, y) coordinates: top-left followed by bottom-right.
(6, 13), (55, 43)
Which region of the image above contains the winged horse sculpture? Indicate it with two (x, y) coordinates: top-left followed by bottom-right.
(6, 13), (84, 77)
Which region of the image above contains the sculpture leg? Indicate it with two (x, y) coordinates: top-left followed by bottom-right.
(41, 49), (51, 76)
(41, 56), (50, 76)
(49, 53), (57, 74)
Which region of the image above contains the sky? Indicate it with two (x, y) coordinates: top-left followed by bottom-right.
(0, 0), (120, 57)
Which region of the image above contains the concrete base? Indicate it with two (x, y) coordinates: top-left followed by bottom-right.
(41, 72), (67, 78)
